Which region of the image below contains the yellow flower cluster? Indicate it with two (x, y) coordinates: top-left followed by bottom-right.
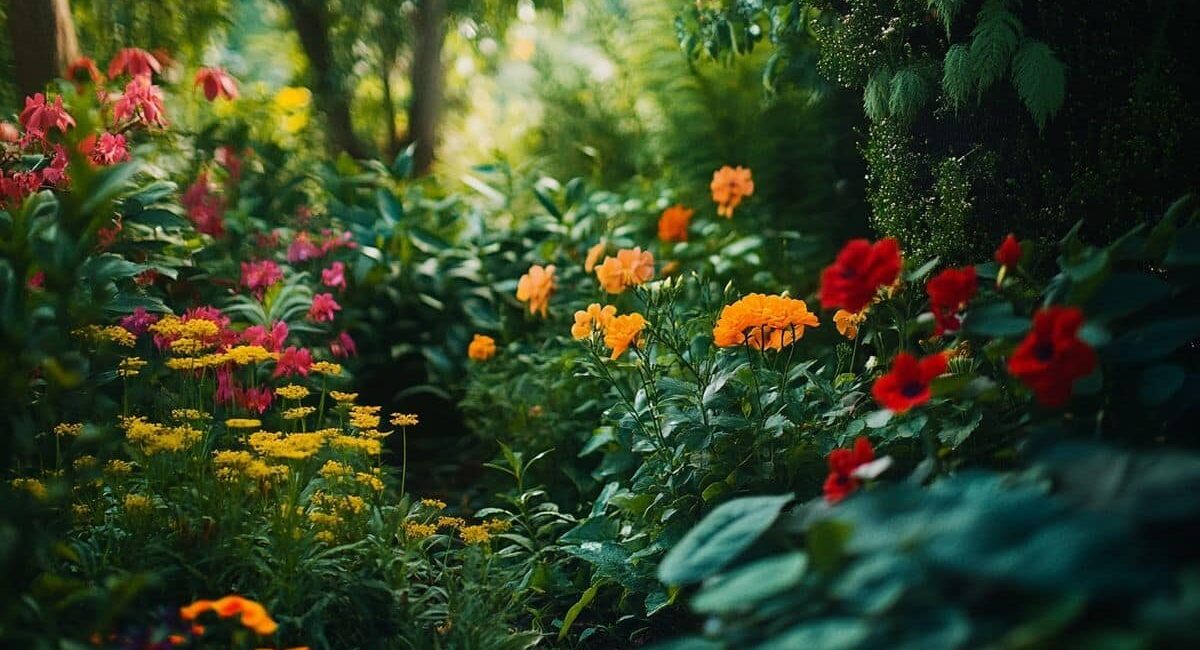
(459, 524), (492, 544)
(123, 493), (153, 513)
(121, 416), (202, 454)
(225, 418), (262, 429)
(171, 409), (209, 421)
(275, 384), (310, 400)
(404, 521), (438, 539)
(118, 356), (148, 377)
(311, 361), (342, 376)
(169, 337), (208, 355)
(330, 435), (382, 455)
(437, 516), (466, 529)
(248, 431), (325, 460)
(104, 459), (134, 476)
(213, 450), (287, 484)
(330, 391), (357, 403)
(76, 325), (137, 347)
(223, 345), (272, 365)
(73, 455), (97, 471)
(390, 413), (419, 427)
(10, 477), (47, 500)
(149, 315), (218, 341)
(420, 498), (447, 510)
(281, 406), (316, 420)
(54, 422), (84, 437)
(349, 405), (381, 429)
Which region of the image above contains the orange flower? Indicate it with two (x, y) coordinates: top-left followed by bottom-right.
(180, 595), (278, 636)
(833, 308), (868, 340)
(468, 334), (496, 361)
(595, 247), (654, 294)
(584, 241), (607, 273)
(604, 313), (647, 360)
(658, 204), (694, 242)
(572, 303), (617, 339)
(516, 264), (556, 318)
(710, 166), (754, 218)
(713, 294), (820, 350)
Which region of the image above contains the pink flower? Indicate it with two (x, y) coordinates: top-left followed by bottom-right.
(321, 262), (346, 291)
(39, 145), (70, 186)
(240, 260), (284, 298)
(113, 77), (168, 128)
(216, 367), (238, 404)
(237, 386), (273, 414)
(19, 93), (76, 140)
(274, 346), (312, 378)
(194, 67), (239, 101)
(0, 170), (42, 207)
(320, 229), (356, 254)
(330, 331), (357, 358)
(182, 172), (225, 237)
(308, 293), (341, 323)
(27, 271), (45, 290)
(242, 321), (289, 352)
(90, 132), (130, 166)
(287, 232), (321, 263)
(107, 48), (161, 79)
(119, 307), (159, 336)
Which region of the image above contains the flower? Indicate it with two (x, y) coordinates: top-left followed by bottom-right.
(421, 498), (447, 510)
(240, 260), (283, 298)
(194, 67), (239, 101)
(460, 525), (492, 544)
(308, 293), (341, 322)
(926, 266), (977, 336)
(119, 306), (159, 336)
(123, 493), (153, 513)
(819, 238), (903, 314)
(182, 172), (225, 236)
(225, 418), (262, 429)
(282, 406), (316, 420)
(404, 521), (438, 539)
(1008, 306), (1097, 407)
(275, 384), (310, 401)
(274, 346), (313, 378)
(179, 595), (278, 636)
(321, 261), (346, 291)
(288, 231), (321, 263)
(54, 422), (83, 437)
(117, 356), (147, 377)
(311, 361), (342, 375)
(710, 166), (754, 217)
(712, 294), (820, 351)
(18, 93), (75, 139)
(604, 313), (647, 360)
(89, 132), (129, 165)
(249, 431), (325, 460)
(584, 241), (607, 273)
(468, 334), (496, 361)
(330, 331), (357, 358)
(390, 413), (419, 427)
(242, 321), (288, 352)
(833, 309), (867, 340)
(572, 303), (618, 340)
(995, 234), (1022, 268)
(66, 57), (103, 85)
(516, 264), (556, 318)
(595, 248), (655, 294)
(113, 77), (168, 128)
(823, 436), (885, 504)
(107, 48), (161, 78)
(658, 204), (694, 242)
(872, 352), (948, 413)
(330, 391), (358, 403)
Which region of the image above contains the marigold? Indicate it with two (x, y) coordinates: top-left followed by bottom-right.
(872, 352), (948, 413)
(710, 166), (754, 218)
(1008, 306), (1097, 408)
(604, 313), (647, 360)
(516, 264), (556, 318)
(833, 309), (868, 340)
(595, 247), (655, 294)
(819, 238), (903, 314)
(468, 334), (497, 361)
(571, 303), (617, 340)
(712, 294), (820, 351)
(658, 204), (694, 242)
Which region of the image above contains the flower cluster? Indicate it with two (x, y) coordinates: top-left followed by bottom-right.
(712, 294), (820, 351)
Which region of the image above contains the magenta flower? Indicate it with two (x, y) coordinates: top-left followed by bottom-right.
(308, 293), (341, 323)
(330, 331), (357, 358)
(113, 77), (168, 128)
(274, 346), (312, 378)
(120, 307), (159, 336)
(287, 232), (321, 263)
(321, 261), (346, 291)
(240, 260), (284, 299)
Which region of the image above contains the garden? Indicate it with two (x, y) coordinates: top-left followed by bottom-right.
(2, 1), (1200, 648)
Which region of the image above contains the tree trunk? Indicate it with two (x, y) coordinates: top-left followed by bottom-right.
(6, 0), (80, 99)
(282, 0), (369, 159)
(404, 0), (446, 176)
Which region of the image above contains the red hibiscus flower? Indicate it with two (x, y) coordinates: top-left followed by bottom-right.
(287, 232), (322, 263)
(274, 346), (312, 378)
(994, 234), (1022, 268)
(1008, 306), (1097, 407)
(926, 266), (977, 335)
(819, 238), (903, 313)
(872, 352), (948, 413)
(194, 67), (239, 102)
(823, 436), (882, 504)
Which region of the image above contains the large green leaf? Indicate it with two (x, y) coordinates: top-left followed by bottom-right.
(1102, 317), (1200, 364)
(659, 494), (792, 584)
(691, 552), (808, 614)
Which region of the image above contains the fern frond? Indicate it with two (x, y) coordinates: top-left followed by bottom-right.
(941, 44), (973, 109)
(969, 0), (1022, 93)
(889, 67), (930, 123)
(1011, 39), (1066, 130)
(864, 67), (893, 122)
(928, 0), (965, 36)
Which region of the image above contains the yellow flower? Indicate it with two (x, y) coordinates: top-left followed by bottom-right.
(123, 493), (153, 514)
(330, 435), (381, 455)
(274, 86), (312, 110)
(390, 413), (419, 427)
(314, 530), (336, 544)
(421, 498), (447, 510)
(516, 264), (556, 318)
(171, 408), (210, 421)
(169, 337), (207, 355)
(483, 518), (512, 533)
(54, 422), (84, 437)
(460, 525), (492, 545)
(73, 455), (97, 471)
(595, 248), (654, 294)
(712, 294), (820, 351)
(10, 477), (47, 500)
(356, 472), (385, 492)
(78, 325), (137, 347)
(604, 313), (647, 360)
(104, 459), (134, 476)
(275, 384), (310, 400)
(213, 450), (286, 484)
(349, 410), (381, 429)
(833, 308), (868, 340)
(117, 356), (148, 377)
(121, 417), (201, 454)
(225, 418), (262, 429)
(319, 460), (355, 480)
(437, 516), (466, 529)
(248, 431), (325, 460)
(404, 521), (438, 539)
(223, 345), (272, 365)
(467, 334), (497, 362)
(571, 303), (617, 340)
(281, 406), (316, 420)
(330, 391), (358, 403)
(311, 361), (343, 376)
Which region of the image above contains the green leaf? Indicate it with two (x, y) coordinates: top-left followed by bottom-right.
(1084, 272), (1171, 320)
(126, 208), (189, 230)
(1103, 317), (1200, 364)
(691, 553), (808, 614)
(532, 185), (562, 219)
(376, 188), (403, 225)
(889, 67), (930, 123)
(82, 161), (143, 215)
(659, 494), (793, 584)
(962, 301), (1030, 337)
(757, 618), (870, 650)
(969, 0), (1022, 93)
(1139, 364), (1185, 406)
(863, 68), (893, 122)
(929, 0), (965, 36)
(942, 44), (973, 109)
(806, 519), (853, 573)
(1011, 39), (1065, 129)
(1164, 227), (1200, 267)
(558, 582), (600, 641)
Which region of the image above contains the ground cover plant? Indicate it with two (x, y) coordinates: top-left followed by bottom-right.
(2, 1), (1199, 649)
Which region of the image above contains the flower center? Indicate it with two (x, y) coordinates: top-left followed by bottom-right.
(1034, 341), (1055, 362)
(901, 381), (924, 398)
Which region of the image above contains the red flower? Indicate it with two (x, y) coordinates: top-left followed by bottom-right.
(330, 331), (357, 358)
(274, 346), (312, 378)
(66, 57), (103, 85)
(182, 172), (225, 236)
(27, 271), (45, 290)
(243, 321), (288, 352)
(113, 77), (168, 128)
(995, 234), (1022, 268)
(237, 386), (273, 414)
(823, 437), (875, 504)
(1008, 306), (1097, 407)
(819, 238), (903, 313)
(216, 367), (238, 404)
(89, 132), (130, 166)
(872, 352), (948, 413)
(308, 293), (341, 323)
(321, 261), (346, 291)
(19, 93), (75, 140)
(107, 48), (161, 79)
(288, 232), (321, 263)
(194, 67), (239, 102)
(926, 266), (977, 335)
(240, 260), (283, 298)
